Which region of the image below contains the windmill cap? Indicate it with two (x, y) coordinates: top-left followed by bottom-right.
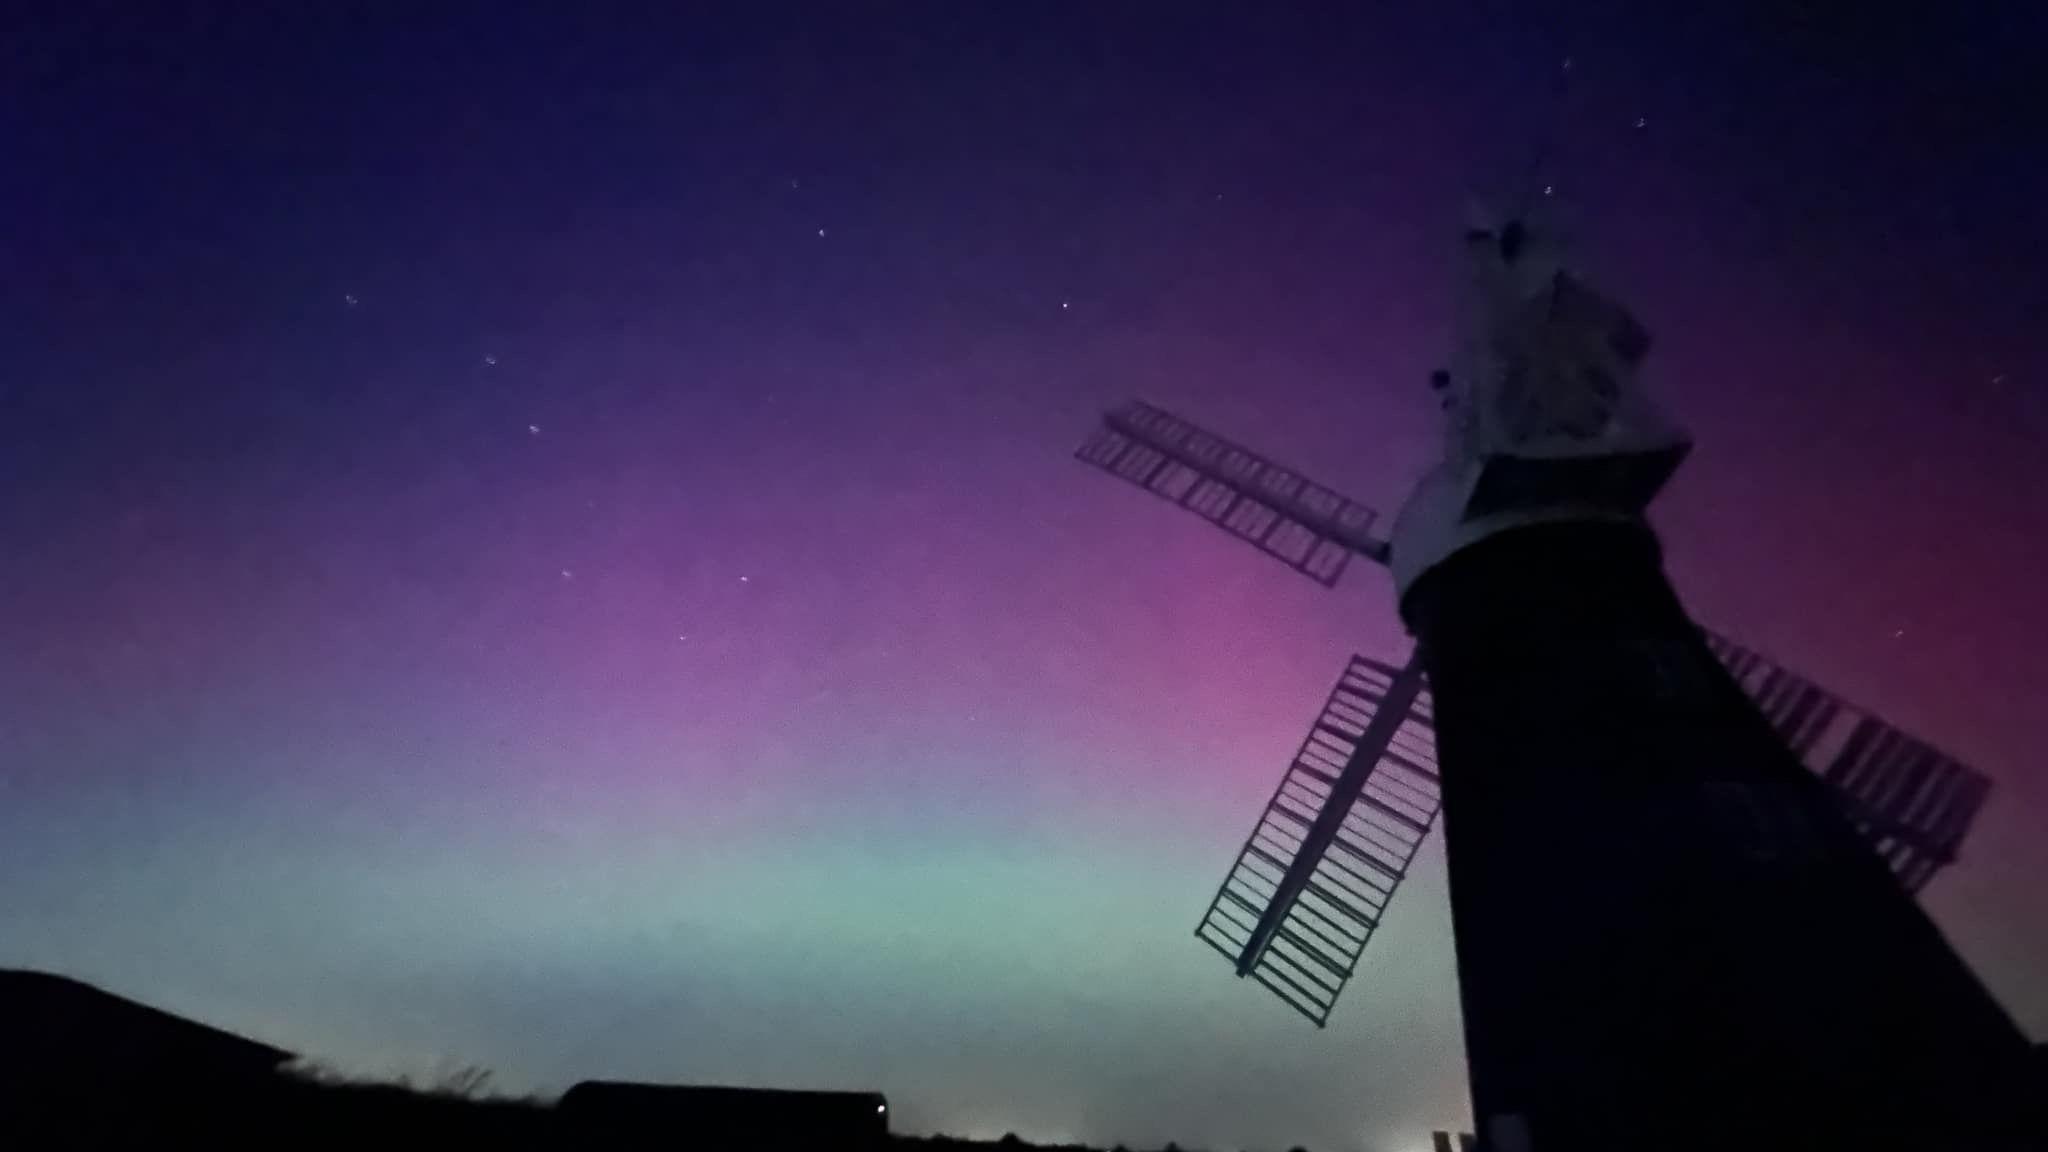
(1388, 462), (1632, 612)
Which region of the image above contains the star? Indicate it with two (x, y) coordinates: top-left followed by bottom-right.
(816, 227), (827, 237)
(1543, 184), (1555, 196)
(528, 424), (541, 436)
(1061, 300), (1070, 310)
(1634, 116), (1647, 129)
(343, 293), (359, 307)
(790, 178), (800, 189)
(739, 575), (751, 583)
(678, 634), (689, 642)
(1991, 373), (2008, 385)
(1892, 628), (1906, 640)
(483, 354), (498, 367)
(560, 569), (574, 581)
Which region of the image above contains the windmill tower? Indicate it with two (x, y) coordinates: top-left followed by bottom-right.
(1073, 214), (2036, 1149)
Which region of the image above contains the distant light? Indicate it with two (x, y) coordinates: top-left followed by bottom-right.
(876, 1103), (887, 1115)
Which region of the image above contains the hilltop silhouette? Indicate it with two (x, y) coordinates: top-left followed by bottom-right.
(0, 969), (1253, 1150)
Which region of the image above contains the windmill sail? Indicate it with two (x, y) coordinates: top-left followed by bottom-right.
(1076, 401), (1386, 587)
(1194, 655), (1441, 1026)
(1704, 632), (1993, 893)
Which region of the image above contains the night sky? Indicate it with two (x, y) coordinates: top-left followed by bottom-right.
(4, 4), (2045, 1150)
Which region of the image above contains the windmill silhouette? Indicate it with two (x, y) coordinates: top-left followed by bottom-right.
(1073, 212), (2034, 1149)
(1076, 398), (1991, 1027)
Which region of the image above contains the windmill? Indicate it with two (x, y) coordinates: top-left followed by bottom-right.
(1073, 212), (2035, 1148)
(1075, 398), (1992, 1028)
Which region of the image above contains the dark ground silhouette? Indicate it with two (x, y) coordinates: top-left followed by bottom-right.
(18, 969), (2028, 1148)
(0, 969), (1198, 1150)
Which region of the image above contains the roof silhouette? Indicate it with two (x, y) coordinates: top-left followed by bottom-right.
(0, 968), (293, 1086)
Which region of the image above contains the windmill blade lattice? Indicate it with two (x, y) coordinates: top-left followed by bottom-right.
(1194, 655), (1441, 1026)
(1076, 401), (1386, 587)
(1704, 632), (1992, 893)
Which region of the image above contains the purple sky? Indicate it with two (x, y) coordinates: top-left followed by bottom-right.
(3, 5), (2044, 1150)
